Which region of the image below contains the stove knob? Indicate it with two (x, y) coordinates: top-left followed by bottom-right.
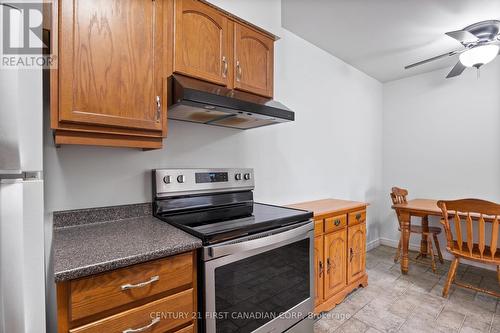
(163, 175), (171, 184)
(243, 173), (251, 180)
(177, 175), (186, 183)
(235, 173), (242, 181)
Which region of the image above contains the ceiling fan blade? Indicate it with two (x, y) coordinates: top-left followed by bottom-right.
(404, 50), (459, 69)
(445, 30), (479, 44)
(446, 61), (467, 78)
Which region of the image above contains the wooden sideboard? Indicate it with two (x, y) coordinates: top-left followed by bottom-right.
(288, 199), (369, 313)
(57, 251), (197, 333)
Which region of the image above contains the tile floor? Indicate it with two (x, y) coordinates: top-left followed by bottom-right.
(314, 245), (500, 333)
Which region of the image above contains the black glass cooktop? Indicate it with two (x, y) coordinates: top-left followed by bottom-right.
(154, 201), (312, 245)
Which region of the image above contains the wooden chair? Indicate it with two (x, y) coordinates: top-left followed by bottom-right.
(438, 199), (500, 297)
(391, 187), (444, 272)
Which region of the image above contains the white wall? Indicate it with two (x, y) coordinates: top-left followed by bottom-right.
(381, 60), (500, 252)
(43, 0), (383, 237)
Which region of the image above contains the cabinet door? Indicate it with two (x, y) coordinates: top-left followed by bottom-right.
(314, 236), (324, 307)
(347, 222), (366, 284)
(324, 229), (347, 299)
(174, 0), (230, 85)
(234, 23), (274, 97)
(59, 0), (164, 131)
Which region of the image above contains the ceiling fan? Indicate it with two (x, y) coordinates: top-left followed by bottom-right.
(405, 20), (500, 78)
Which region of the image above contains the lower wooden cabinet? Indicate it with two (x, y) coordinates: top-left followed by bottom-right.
(57, 251), (197, 333)
(69, 290), (193, 333)
(315, 209), (367, 313)
(288, 199), (368, 314)
(324, 229), (347, 299)
(347, 222), (366, 284)
(314, 236), (324, 307)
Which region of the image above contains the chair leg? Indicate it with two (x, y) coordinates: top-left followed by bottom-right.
(394, 238), (401, 263)
(443, 257), (459, 298)
(427, 237), (436, 273)
(433, 233), (444, 264)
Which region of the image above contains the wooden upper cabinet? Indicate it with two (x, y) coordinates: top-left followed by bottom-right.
(173, 0), (230, 86)
(347, 222), (366, 284)
(58, 0), (164, 131)
(324, 229), (347, 299)
(234, 23), (274, 97)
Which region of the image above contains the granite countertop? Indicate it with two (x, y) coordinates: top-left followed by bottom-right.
(53, 203), (203, 282)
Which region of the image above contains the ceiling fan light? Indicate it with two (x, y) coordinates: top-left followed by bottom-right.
(459, 44), (499, 67)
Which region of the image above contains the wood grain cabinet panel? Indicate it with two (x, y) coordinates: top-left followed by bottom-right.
(69, 289), (193, 333)
(57, 251), (197, 333)
(324, 229), (347, 299)
(314, 236), (324, 307)
(234, 23), (274, 97)
(324, 214), (347, 233)
(70, 252), (193, 321)
(175, 324), (195, 333)
(173, 0), (231, 85)
(347, 222), (366, 284)
(348, 210), (366, 226)
(59, 0), (164, 131)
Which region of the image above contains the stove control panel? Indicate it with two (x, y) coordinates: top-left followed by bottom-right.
(154, 168), (254, 197)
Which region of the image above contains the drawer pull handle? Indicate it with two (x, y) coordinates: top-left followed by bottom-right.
(122, 317), (160, 333)
(334, 219), (341, 226)
(121, 275), (159, 291)
(355, 213), (362, 221)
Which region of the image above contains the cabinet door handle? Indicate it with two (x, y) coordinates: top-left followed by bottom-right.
(334, 219), (341, 226)
(121, 275), (159, 291)
(319, 260), (323, 278)
(236, 60), (242, 82)
(122, 317), (160, 333)
(326, 258), (331, 274)
(222, 56), (228, 78)
(349, 248), (354, 262)
(155, 96), (161, 121)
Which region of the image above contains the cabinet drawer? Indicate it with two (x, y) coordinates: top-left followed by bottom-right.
(314, 219), (324, 236)
(70, 252), (193, 321)
(324, 214), (346, 233)
(348, 210), (366, 225)
(70, 289), (194, 333)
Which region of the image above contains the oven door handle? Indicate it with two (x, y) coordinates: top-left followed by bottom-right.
(208, 221), (313, 259)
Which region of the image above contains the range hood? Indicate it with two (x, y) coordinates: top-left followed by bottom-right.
(167, 74), (294, 129)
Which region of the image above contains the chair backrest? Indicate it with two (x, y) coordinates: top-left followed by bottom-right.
(391, 187), (408, 205)
(390, 187), (408, 227)
(437, 199), (500, 261)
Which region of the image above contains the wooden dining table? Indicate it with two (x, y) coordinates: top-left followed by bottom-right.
(391, 199), (444, 274)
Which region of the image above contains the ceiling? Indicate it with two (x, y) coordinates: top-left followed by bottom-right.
(281, 0), (500, 82)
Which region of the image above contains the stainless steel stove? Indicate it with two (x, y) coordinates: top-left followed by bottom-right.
(153, 168), (314, 333)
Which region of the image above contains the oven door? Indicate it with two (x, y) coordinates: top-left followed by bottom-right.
(202, 221), (314, 333)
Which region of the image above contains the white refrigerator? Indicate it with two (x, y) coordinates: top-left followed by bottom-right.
(0, 3), (46, 332)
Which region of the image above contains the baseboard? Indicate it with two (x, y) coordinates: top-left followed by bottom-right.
(366, 238), (380, 251)
(377, 237), (495, 271)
